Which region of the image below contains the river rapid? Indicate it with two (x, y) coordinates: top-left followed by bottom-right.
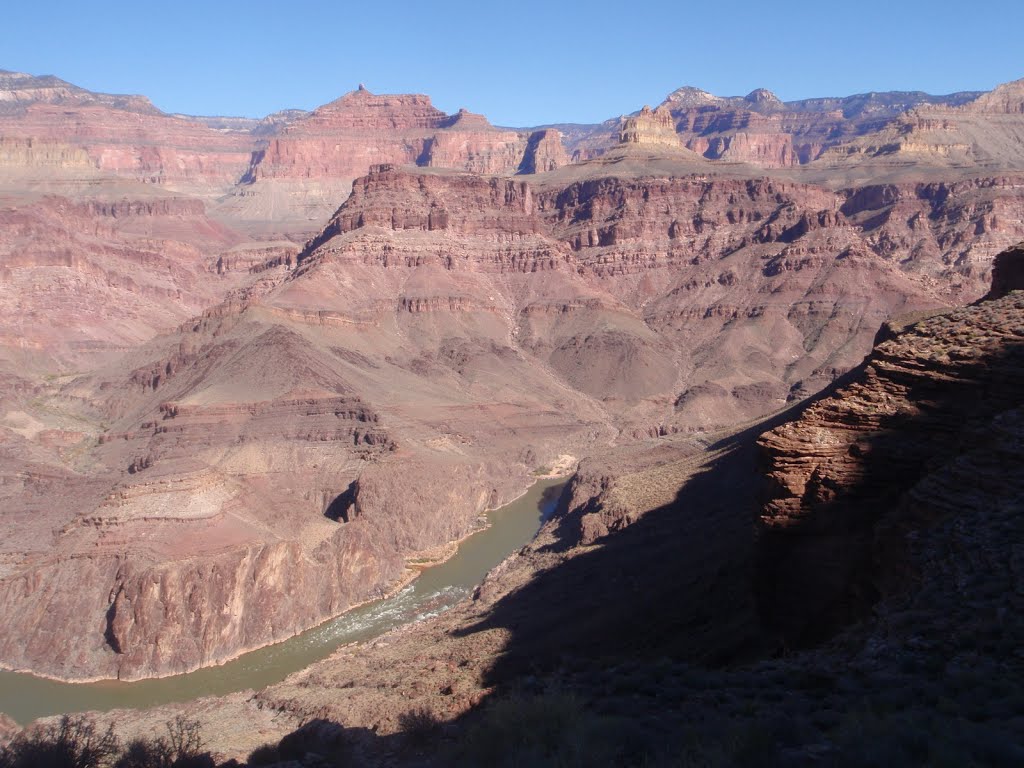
(0, 478), (566, 725)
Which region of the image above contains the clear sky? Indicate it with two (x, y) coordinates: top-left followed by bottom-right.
(3, 0), (1022, 126)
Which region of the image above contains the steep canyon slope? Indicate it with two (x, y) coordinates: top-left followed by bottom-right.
(0, 72), (1023, 686)
(71, 243), (1024, 766)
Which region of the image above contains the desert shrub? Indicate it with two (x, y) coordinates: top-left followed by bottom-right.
(0, 715), (221, 768)
(397, 707), (442, 747)
(165, 717), (207, 765)
(114, 738), (173, 768)
(112, 717), (212, 768)
(0, 715), (120, 768)
(277, 719), (348, 763)
(244, 744), (280, 766)
(450, 690), (642, 768)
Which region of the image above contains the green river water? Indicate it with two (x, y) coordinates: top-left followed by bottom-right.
(0, 478), (566, 725)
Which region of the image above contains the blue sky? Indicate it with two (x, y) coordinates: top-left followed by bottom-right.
(3, 0), (1022, 126)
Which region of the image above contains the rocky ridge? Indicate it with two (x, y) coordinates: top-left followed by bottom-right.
(228, 87), (570, 231)
(566, 81), (1017, 172)
(757, 244), (1024, 644)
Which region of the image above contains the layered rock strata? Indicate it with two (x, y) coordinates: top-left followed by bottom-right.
(39, 247), (1024, 765)
(757, 244), (1024, 643)
(243, 90), (553, 183)
(618, 105), (685, 150)
(2, 152), (1023, 681)
(2, 71), (1024, 689)
(565, 80), (1024, 174)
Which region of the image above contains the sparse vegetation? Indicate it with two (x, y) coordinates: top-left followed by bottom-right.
(0, 715), (118, 768)
(397, 706), (442, 747)
(0, 715), (217, 768)
(276, 718), (349, 764)
(448, 690), (644, 767)
(243, 744), (279, 766)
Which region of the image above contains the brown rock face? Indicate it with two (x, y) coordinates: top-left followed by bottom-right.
(565, 82), (1021, 172)
(0, 71), (162, 115)
(618, 106), (685, 150)
(225, 87), (567, 233)
(815, 79), (1024, 174)
(0, 102), (254, 191)
(3, 71), (1024, 687)
(0, 712), (19, 743)
(244, 88), (541, 183)
(302, 162), (1023, 428)
(519, 129), (568, 174)
(3, 155), (1023, 681)
(986, 241), (1024, 299)
(757, 249), (1024, 644)
(0, 194), (265, 372)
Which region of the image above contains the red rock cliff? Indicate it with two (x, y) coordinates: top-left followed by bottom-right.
(757, 243), (1024, 644)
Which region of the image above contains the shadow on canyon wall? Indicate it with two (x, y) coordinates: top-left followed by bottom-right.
(448, 376), (863, 685)
(239, 333), (1024, 765)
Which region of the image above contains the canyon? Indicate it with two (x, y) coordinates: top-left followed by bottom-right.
(32, 242), (1022, 766)
(0, 67), (1022, 763)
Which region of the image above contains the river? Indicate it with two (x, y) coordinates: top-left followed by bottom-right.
(0, 478), (566, 725)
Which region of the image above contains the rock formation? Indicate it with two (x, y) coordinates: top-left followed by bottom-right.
(617, 105), (685, 150)
(518, 129), (568, 174)
(1, 71), (1024, 688)
(565, 82), (1009, 171)
(83, 243), (1024, 763)
(244, 91), (550, 182)
(757, 243), (1024, 644)
(814, 79), (1024, 174)
(987, 241), (1024, 299)
(231, 88), (566, 229)
(0, 87), (254, 191)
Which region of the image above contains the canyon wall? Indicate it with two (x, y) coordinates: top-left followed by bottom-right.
(757, 245), (1024, 644)
(2, 72), (1024, 684)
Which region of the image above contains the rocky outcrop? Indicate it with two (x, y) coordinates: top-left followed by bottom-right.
(815, 79), (1024, 173)
(0, 712), (18, 743)
(0, 103), (254, 190)
(618, 106), (685, 149)
(4, 156), (1024, 681)
(0, 71), (162, 115)
(757, 244), (1024, 644)
(0, 194), (261, 371)
(986, 241), (1024, 298)
(294, 162), (1024, 428)
(958, 77), (1024, 115)
(518, 129), (568, 174)
(0, 137), (93, 170)
(0, 392), (543, 681)
(0, 523), (403, 681)
(244, 88), (535, 184)
(228, 87), (555, 231)
(562, 82), (1004, 171)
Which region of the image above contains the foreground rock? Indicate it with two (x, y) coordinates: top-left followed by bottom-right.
(758, 248), (1024, 645)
